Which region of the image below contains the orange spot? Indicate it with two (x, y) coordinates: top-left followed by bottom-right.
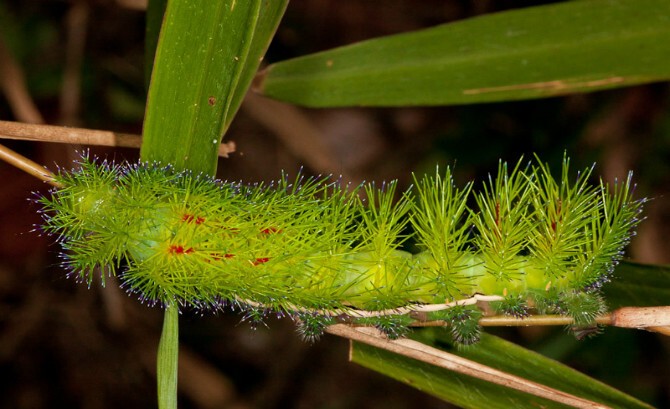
(168, 245), (195, 255)
(495, 202), (500, 229)
(252, 257), (270, 266)
(261, 227), (281, 234)
(207, 253), (235, 263)
(182, 214), (205, 224)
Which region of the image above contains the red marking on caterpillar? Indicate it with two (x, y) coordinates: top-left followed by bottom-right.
(168, 245), (195, 255)
(495, 201), (501, 231)
(261, 227), (281, 234)
(205, 253), (235, 263)
(252, 257), (271, 266)
(182, 214), (205, 224)
(551, 199), (563, 233)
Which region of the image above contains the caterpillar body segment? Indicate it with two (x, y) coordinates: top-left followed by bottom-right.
(38, 156), (644, 343)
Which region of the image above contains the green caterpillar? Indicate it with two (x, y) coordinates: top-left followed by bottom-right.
(38, 155), (644, 343)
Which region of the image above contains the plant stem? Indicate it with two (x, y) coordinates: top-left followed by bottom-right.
(0, 120), (236, 156)
(409, 306), (670, 335)
(0, 143), (60, 187)
(157, 304), (179, 409)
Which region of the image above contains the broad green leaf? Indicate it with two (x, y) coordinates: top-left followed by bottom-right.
(257, 0), (670, 107)
(605, 261), (670, 308)
(141, 0), (287, 175)
(351, 331), (653, 409)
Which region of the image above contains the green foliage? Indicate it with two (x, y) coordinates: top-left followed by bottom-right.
(257, 0), (670, 107)
(157, 305), (179, 409)
(141, 0), (288, 174)
(351, 330), (654, 409)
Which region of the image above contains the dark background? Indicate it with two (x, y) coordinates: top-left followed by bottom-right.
(0, 1), (668, 408)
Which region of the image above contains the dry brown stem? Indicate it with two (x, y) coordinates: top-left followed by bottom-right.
(0, 120), (236, 157)
(411, 306), (670, 336)
(610, 306), (670, 328)
(0, 144), (60, 187)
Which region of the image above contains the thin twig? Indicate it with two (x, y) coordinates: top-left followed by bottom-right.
(410, 315), (612, 327)
(326, 324), (610, 409)
(0, 121), (236, 157)
(0, 144), (60, 187)
(0, 119), (141, 148)
(410, 306), (670, 336)
(610, 306), (670, 328)
(239, 294), (505, 318)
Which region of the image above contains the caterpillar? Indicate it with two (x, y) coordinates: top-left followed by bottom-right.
(37, 155), (644, 344)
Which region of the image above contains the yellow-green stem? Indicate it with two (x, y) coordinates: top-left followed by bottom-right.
(157, 304), (179, 409)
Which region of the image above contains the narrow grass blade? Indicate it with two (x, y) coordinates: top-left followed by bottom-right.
(349, 328), (652, 409)
(157, 304), (179, 409)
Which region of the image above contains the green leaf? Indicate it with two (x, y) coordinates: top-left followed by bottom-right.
(157, 304), (179, 409)
(141, 0), (287, 175)
(257, 0), (670, 107)
(604, 261), (670, 308)
(227, 0), (288, 129)
(351, 330), (653, 409)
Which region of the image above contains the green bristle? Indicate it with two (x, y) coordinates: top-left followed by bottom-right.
(357, 315), (413, 340)
(558, 291), (607, 327)
(441, 305), (483, 346)
(295, 313), (334, 343)
(494, 295), (530, 318)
